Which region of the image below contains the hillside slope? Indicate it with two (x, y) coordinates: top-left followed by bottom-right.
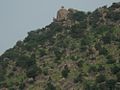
(0, 2), (120, 90)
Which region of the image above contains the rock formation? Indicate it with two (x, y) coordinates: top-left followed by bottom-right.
(56, 6), (69, 21)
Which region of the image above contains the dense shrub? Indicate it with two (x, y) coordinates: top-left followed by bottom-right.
(94, 25), (110, 35)
(76, 60), (84, 68)
(45, 82), (56, 90)
(16, 56), (36, 69)
(0, 72), (5, 82)
(74, 73), (83, 83)
(99, 47), (108, 56)
(102, 32), (113, 44)
(26, 65), (39, 78)
(116, 72), (120, 82)
(70, 24), (86, 38)
(72, 11), (87, 21)
(39, 48), (47, 57)
(19, 82), (25, 90)
(107, 11), (120, 21)
(2, 49), (19, 60)
(62, 65), (70, 78)
(106, 79), (116, 90)
(96, 74), (106, 83)
(88, 65), (97, 73)
(53, 47), (63, 63)
(111, 65), (120, 74)
(97, 65), (105, 72)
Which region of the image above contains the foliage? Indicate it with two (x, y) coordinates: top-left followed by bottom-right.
(106, 55), (116, 64)
(72, 11), (87, 21)
(111, 65), (120, 74)
(0, 2), (120, 90)
(61, 65), (70, 78)
(70, 24), (86, 38)
(96, 74), (106, 83)
(26, 65), (39, 78)
(74, 73), (83, 83)
(16, 55), (36, 69)
(106, 79), (116, 90)
(45, 79), (56, 90)
(116, 72), (120, 82)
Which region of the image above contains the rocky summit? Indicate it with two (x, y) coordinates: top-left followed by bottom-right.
(0, 2), (120, 90)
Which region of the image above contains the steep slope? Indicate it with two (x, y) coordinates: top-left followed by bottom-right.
(0, 2), (120, 90)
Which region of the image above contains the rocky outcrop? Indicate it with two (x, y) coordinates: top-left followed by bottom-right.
(56, 6), (69, 21)
(53, 6), (78, 27)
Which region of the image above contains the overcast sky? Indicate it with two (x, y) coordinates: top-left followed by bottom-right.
(0, 0), (120, 55)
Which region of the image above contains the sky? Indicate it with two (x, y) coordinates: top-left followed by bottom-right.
(0, 0), (120, 55)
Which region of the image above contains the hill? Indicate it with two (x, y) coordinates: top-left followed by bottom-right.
(0, 2), (120, 90)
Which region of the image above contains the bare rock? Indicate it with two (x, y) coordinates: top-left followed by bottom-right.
(56, 6), (69, 21)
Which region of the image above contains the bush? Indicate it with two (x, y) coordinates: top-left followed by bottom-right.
(26, 65), (39, 78)
(84, 81), (97, 90)
(99, 47), (108, 56)
(111, 65), (120, 74)
(76, 60), (84, 68)
(94, 25), (110, 35)
(0, 73), (5, 82)
(53, 47), (63, 63)
(19, 82), (25, 90)
(16, 55), (36, 69)
(107, 11), (120, 21)
(2, 48), (19, 60)
(102, 33), (112, 44)
(62, 65), (70, 78)
(45, 82), (56, 90)
(70, 24), (86, 38)
(88, 65), (97, 73)
(96, 74), (106, 83)
(106, 79), (116, 90)
(106, 55), (116, 64)
(74, 73), (83, 83)
(116, 72), (120, 82)
(70, 55), (80, 61)
(39, 48), (47, 57)
(97, 65), (105, 72)
(0, 69), (6, 82)
(43, 67), (49, 76)
(81, 33), (96, 46)
(72, 11), (87, 21)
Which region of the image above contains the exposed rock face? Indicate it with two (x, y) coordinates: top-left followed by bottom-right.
(56, 6), (69, 21)
(54, 6), (78, 27)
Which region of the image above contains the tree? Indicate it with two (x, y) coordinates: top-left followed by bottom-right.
(99, 47), (108, 56)
(102, 32), (112, 44)
(88, 65), (97, 73)
(96, 74), (106, 83)
(16, 55), (36, 69)
(39, 48), (47, 57)
(70, 24), (86, 38)
(74, 73), (83, 83)
(106, 79), (116, 90)
(97, 65), (105, 72)
(106, 55), (116, 64)
(116, 72), (120, 82)
(77, 60), (84, 68)
(111, 65), (120, 74)
(0, 72), (5, 82)
(26, 65), (39, 78)
(62, 65), (70, 78)
(45, 78), (56, 90)
(53, 47), (63, 63)
(72, 11), (87, 21)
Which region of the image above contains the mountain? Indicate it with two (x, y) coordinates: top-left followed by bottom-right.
(0, 2), (120, 90)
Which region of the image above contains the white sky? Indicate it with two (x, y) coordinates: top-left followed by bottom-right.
(0, 0), (120, 55)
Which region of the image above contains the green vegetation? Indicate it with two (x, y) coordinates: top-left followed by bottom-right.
(0, 2), (120, 90)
